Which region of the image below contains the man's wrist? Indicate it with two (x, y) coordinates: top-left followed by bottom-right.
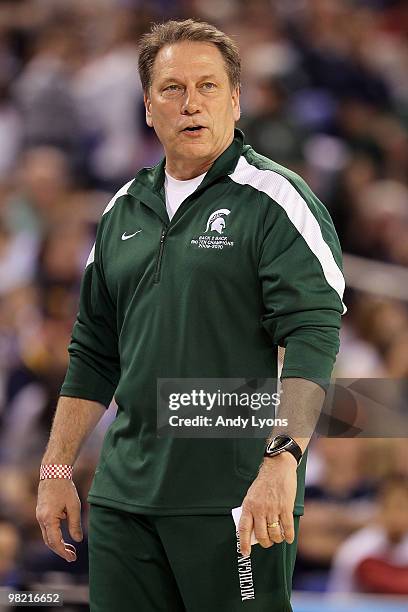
(261, 451), (298, 470)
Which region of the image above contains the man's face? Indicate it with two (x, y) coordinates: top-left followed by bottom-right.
(144, 41), (240, 175)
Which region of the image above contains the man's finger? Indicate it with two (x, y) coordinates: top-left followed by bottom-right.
(44, 520), (76, 562)
(280, 512), (295, 544)
(66, 504), (83, 542)
(253, 515), (273, 548)
(238, 511), (254, 557)
(266, 518), (284, 544)
(38, 522), (50, 548)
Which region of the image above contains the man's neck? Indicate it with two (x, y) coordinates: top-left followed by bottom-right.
(165, 169), (207, 183)
(165, 159), (213, 181)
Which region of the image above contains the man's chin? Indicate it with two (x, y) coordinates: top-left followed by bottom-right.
(178, 142), (212, 157)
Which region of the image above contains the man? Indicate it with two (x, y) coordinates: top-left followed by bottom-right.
(36, 19), (345, 611)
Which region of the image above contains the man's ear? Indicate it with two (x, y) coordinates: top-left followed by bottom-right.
(144, 92), (153, 128)
(232, 87), (241, 122)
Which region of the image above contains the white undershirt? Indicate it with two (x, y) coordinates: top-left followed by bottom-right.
(164, 170), (207, 221)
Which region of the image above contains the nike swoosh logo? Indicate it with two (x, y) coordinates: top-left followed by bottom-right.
(121, 230), (142, 241)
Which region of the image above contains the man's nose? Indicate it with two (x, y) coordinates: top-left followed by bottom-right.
(181, 87), (201, 115)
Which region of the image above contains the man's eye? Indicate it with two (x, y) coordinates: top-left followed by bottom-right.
(201, 82), (216, 90)
(164, 84), (182, 92)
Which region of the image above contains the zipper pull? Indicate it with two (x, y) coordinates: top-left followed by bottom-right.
(154, 226), (168, 284)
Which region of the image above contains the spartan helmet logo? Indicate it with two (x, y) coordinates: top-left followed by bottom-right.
(205, 209), (231, 234)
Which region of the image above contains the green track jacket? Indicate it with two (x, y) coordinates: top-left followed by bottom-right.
(60, 129), (345, 516)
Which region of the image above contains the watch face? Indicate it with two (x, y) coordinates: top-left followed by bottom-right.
(264, 436), (302, 464)
(266, 436), (290, 453)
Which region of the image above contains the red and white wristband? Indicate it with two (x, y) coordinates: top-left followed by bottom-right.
(40, 464), (73, 480)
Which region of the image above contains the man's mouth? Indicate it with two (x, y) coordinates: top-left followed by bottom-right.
(182, 126), (205, 132)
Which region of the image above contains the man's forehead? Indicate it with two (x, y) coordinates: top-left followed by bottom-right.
(152, 41), (227, 81)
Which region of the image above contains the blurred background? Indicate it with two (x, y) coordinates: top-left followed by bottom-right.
(0, 0), (407, 610)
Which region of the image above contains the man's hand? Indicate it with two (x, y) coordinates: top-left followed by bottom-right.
(239, 452), (297, 557)
(36, 479), (83, 562)
(36, 397), (105, 561)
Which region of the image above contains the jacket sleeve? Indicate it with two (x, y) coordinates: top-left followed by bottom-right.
(258, 175), (346, 385)
(60, 217), (120, 407)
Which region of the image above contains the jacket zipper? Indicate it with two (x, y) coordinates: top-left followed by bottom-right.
(154, 226), (168, 283)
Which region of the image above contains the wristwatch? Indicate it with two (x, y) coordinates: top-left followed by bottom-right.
(263, 435), (303, 465)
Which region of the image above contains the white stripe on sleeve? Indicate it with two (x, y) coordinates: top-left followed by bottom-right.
(230, 156), (347, 314)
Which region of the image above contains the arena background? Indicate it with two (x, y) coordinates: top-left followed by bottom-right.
(0, 0), (407, 610)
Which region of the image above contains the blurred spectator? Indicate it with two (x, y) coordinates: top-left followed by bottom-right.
(328, 474), (408, 594)
(0, 82), (22, 180)
(0, 314), (72, 466)
(239, 78), (305, 169)
(351, 296), (408, 359)
(0, 519), (21, 587)
(12, 13), (84, 167)
(294, 439), (377, 591)
(354, 179), (408, 263)
(387, 330), (408, 377)
(5, 146), (74, 241)
(335, 323), (386, 377)
(0, 220), (38, 295)
(73, 7), (155, 187)
(35, 219), (90, 317)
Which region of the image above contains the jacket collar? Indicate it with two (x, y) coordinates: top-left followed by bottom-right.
(128, 128), (245, 222)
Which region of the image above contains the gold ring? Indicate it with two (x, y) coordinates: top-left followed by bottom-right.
(267, 521), (280, 529)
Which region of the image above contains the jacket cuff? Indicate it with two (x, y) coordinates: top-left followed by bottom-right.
(281, 331), (339, 383)
(60, 356), (117, 408)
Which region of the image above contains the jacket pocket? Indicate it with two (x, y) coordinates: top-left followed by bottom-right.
(233, 439), (264, 479)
